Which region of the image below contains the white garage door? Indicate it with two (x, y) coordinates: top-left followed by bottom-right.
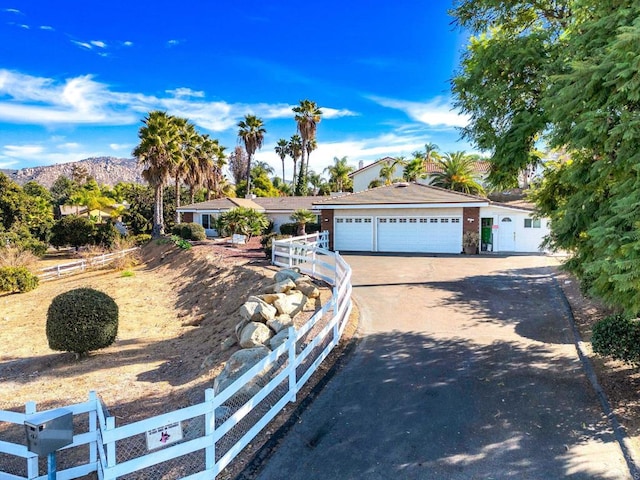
(334, 217), (373, 251)
(377, 217), (463, 253)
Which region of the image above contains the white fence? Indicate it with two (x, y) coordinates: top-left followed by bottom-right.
(38, 248), (139, 281)
(1, 233), (352, 479)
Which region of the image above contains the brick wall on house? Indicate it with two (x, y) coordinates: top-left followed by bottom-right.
(320, 209), (335, 250)
(462, 207), (480, 235)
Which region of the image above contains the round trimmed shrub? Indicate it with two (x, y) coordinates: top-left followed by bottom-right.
(46, 288), (119, 357)
(172, 222), (206, 241)
(0, 266), (39, 293)
(591, 314), (640, 365)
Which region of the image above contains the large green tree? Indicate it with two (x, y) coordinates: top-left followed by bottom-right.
(274, 138), (289, 187)
(237, 114), (266, 196)
(452, 0), (640, 313)
(430, 152), (485, 196)
(324, 156), (354, 192)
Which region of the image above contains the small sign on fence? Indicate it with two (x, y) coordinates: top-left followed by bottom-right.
(145, 421), (183, 450)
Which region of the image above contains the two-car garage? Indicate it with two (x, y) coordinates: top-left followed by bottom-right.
(334, 215), (464, 254)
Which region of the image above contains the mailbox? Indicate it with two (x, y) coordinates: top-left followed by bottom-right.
(24, 408), (73, 456)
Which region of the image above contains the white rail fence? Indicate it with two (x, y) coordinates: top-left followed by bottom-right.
(37, 248), (139, 281)
(1, 233), (352, 479)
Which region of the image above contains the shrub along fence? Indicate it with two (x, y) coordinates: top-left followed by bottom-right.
(0, 232), (352, 479)
(37, 248), (139, 281)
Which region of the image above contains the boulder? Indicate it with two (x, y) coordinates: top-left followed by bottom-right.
(239, 321), (274, 348)
(267, 314), (293, 333)
(270, 329), (290, 350)
(221, 337), (236, 351)
(258, 293), (287, 305)
(235, 319), (249, 341)
(213, 346), (270, 395)
(240, 297), (277, 322)
(295, 281), (320, 299)
(274, 290), (307, 317)
(274, 268), (302, 283)
(264, 278), (296, 294)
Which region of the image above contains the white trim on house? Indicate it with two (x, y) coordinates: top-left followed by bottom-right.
(316, 202), (490, 210)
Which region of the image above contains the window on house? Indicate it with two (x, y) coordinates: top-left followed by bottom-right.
(524, 218), (541, 228)
(452, 218), (460, 223)
(201, 214), (212, 229)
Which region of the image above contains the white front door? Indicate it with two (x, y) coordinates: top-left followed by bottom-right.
(497, 216), (516, 251)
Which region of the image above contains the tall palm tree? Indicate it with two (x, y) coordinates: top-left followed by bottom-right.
(424, 142), (441, 167)
(274, 138), (289, 186)
(379, 157), (405, 185)
(324, 156), (354, 192)
(133, 110), (180, 237)
(430, 151), (485, 195)
(204, 141), (227, 200)
(287, 134), (302, 190)
(173, 118), (198, 223)
(237, 114), (266, 196)
(293, 99), (322, 195)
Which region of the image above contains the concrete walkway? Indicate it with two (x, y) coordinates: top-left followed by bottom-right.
(251, 254), (631, 479)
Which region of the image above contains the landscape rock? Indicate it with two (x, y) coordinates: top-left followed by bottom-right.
(235, 319), (249, 341)
(274, 268), (302, 283)
(239, 322), (274, 348)
(265, 278), (296, 294)
(213, 346), (271, 395)
(270, 330), (290, 350)
(295, 281), (320, 299)
(267, 314), (293, 333)
(258, 293), (287, 305)
(221, 337), (236, 351)
(240, 297), (277, 322)
(274, 290), (307, 317)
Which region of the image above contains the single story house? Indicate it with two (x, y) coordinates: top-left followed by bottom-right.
(59, 204), (127, 222)
(177, 196), (323, 237)
(313, 182), (550, 254)
(349, 157), (491, 192)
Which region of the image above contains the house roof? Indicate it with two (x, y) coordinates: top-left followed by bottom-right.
(348, 157), (490, 178)
(178, 195), (326, 213)
(312, 182), (489, 207)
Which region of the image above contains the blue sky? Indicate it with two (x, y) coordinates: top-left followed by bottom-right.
(0, 1), (472, 180)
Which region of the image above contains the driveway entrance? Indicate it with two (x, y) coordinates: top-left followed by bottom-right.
(252, 254), (631, 479)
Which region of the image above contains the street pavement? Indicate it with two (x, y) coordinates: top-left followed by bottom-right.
(250, 254), (632, 480)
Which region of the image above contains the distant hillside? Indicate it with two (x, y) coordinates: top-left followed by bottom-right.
(2, 157), (145, 188)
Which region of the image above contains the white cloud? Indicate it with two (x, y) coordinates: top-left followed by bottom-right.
(1, 142), (98, 167)
(167, 39), (181, 47)
(19, 24), (29, 29)
(369, 95), (469, 128)
(321, 107), (358, 119)
(109, 143), (131, 151)
(72, 40), (92, 50)
(39, 25), (54, 31)
(5, 8), (21, 14)
(123, 41), (133, 47)
(4, 145), (44, 157)
(90, 40), (107, 48)
(166, 87), (205, 98)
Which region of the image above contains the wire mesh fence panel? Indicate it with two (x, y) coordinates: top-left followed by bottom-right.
(0, 452), (26, 478)
(120, 450), (206, 480)
(295, 328), (336, 385)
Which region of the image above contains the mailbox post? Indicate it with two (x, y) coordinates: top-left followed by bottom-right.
(24, 409), (73, 480)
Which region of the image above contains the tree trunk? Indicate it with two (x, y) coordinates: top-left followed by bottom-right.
(175, 178), (181, 224)
(152, 184), (164, 237)
(246, 154), (252, 196)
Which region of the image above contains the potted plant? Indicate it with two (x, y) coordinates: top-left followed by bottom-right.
(462, 231), (479, 254)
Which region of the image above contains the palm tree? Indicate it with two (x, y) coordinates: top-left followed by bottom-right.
(306, 170), (325, 195)
(274, 138), (289, 186)
(287, 134), (302, 190)
(430, 151), (485, 195)
(173, 118), (198, 223)
(133, 110), (181, 237)
(379, 157), (405, 185)
(237, 114), (266, 196)
(290, 209), (317, 235)
(293, 99), (322, 195)
(403, 158), (427, 181)
(324, 156), (354, 192)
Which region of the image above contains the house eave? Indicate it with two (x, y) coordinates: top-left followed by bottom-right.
(315, 202), (490, 210)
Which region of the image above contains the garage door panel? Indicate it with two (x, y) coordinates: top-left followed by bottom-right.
(335, 217), (373, 251)
(377, 217), (462, 254)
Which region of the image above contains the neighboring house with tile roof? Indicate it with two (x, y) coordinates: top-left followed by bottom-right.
(349, 157), (491, 192)
(313, 182), (550, 254)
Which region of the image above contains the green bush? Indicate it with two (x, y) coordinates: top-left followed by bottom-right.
(279, 222), (321, 235)
(170, 235), (192, 250)
(260, 233), (290, 258)
(46, 288), (119, 357)
(132, 233), (152, 246)
(178, 222), (206, 241)
(93, 222), (120, 248)
(591, 314), (640, 365)
(0, 266), (39, 293)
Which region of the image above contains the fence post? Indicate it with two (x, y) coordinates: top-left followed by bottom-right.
(57, 265), (61, 278)
(288, 327), (297, 402)
(88, 391), (98, 467)
(204, 388), (216, 474)
(25, 401), (38, 479)
(103, 416), (116, 480)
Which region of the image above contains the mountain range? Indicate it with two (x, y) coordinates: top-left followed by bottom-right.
(0, 157), (145, 188)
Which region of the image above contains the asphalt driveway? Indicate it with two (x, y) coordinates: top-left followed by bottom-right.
(249, 254), (631, 479)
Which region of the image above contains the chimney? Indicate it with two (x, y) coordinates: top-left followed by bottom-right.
(358, 160), (364, 169)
